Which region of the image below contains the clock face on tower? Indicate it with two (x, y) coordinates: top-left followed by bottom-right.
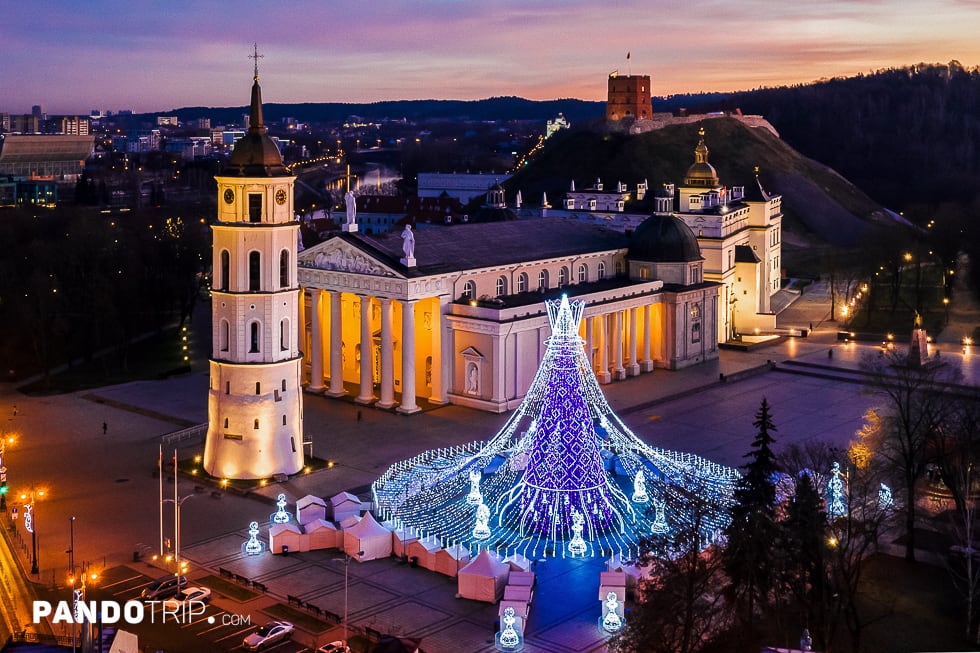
(223, 188), (235, 205)
(275, 189), (287, 205)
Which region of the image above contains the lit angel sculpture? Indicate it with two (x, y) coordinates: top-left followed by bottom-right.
(271, 493), (291, 524)
(601, 591), (623, 633)
(631, 469), (649, 503)
(568, 508), (588, 556)
(466, 468), (483, 506)
(473, 502), (491, 540)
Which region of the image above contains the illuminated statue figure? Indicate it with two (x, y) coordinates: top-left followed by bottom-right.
(473, 503), (491, 540)
(601, 592), (623, 633)
(631, 469), (649, 503)
(401, 224), (415, 259)
(650, 499), (668, 535)
(344, 190), (356, 224)
(826, 462), (848, 519)
(466, 468), (483, 506)
(243, 521), (265, 556)
(499, 606), (520, 649)
(272, 493), (291, 524)
(568, 508), (588, 556)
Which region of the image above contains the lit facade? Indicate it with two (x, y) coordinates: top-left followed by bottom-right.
(203, 70), (304, 479)
(297, 218), (718, 414)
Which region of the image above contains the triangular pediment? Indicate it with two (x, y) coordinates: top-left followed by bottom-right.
(299, 237), (399, 278)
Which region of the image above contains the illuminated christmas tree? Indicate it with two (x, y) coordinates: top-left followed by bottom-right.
(373, 295), (740, 559)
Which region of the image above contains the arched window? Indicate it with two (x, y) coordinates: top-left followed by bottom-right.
(496, 276), (507, 297)
(249, 322), (260, 353)
(537, 270), (548, 291)
(279, 250), (289, 288)
(219, 250), (229, 291)
(253, 418), (260, 429)
(249, 251), (261, 291)
(280, 318), (289, 350)
(223, 417), (229, 428)
(282, 415), (287, 425)
(281, 379), (286, 392)
(219, 319), (229, 352)
(578, 264), (588, 283)
(597, 261), (606, 279)
(462, 280), (476, 300)
(558, 266), (569, 287)
(517, 273), (528, 293)
(255, 382), (261, 395)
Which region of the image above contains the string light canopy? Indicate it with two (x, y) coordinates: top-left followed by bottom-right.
(373, 295), (741, 559)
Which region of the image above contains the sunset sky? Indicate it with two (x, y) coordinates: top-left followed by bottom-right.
(3, 0), (979, 114)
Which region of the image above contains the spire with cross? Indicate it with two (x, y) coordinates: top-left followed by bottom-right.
(249, 43), (264, 82)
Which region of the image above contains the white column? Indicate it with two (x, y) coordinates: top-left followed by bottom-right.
(377, 298), (396, 408)
(627, 306), (640, 376)
(612, 310), (625, 380)
(641, 304), (654, 372)
(397, 299), (420, 414)
(429, 298), (447, 404)
(585, 313), (593, 368)
(491, 332), (505, 406)
(327, 291), (345, 397)
(596, 314), (610, 384)
(356, 295), (375, 404)
(309, 289), (324, 391)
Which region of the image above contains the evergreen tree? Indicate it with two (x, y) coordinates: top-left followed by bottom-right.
(723, 397), (780, 641)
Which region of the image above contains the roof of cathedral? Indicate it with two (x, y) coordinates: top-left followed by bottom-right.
(225, 73), (289, 178)
(734, 244), (760, 263)
(684, 127), (719, 187)
(628, 213), (702, 262)
(337, 218), (629, 275)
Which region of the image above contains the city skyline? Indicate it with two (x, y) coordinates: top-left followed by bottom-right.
(3, 0), (980, 115)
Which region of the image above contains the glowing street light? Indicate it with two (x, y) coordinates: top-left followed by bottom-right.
(333, 550), (363, 647)
(21, 487), (45, 574)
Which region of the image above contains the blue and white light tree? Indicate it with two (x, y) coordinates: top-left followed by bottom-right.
(373, 295), (740, 559)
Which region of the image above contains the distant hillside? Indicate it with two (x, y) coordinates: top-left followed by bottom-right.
(695, 62), (980, 209)
(159, 93), (727, 126)
(506, 119), (893, 249)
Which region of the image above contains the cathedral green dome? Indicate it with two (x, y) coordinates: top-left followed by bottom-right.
(628, 213), (702, 262)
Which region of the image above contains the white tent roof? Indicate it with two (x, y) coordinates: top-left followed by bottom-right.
(460, 548), (509, 576)
(344, 511), (390, 538)
(269, 522), (302, 536)
(297, 494), (327, 510)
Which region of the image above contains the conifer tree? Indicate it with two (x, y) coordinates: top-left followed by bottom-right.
(723, 397), (780, 640)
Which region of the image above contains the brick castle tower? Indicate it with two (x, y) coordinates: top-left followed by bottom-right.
(606, 72), (652, 122)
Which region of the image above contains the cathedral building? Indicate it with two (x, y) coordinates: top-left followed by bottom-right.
(297, 214), (719, 414)
(203, 65), (305, 479)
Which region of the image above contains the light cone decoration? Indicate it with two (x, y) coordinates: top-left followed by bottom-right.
(373, 295), (740, 559)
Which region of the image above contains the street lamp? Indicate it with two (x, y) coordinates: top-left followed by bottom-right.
(21, 487), (45, 575)
(333, 550), (363, 646)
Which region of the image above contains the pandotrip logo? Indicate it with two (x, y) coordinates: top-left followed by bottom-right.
(34, 600), (208, 625)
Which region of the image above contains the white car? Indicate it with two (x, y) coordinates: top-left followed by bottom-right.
(243, 620), (294, 651)
(162, 586), (211, 611)
(317, 642), (350, 653)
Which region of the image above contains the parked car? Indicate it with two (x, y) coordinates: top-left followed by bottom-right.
(243, 620), (294, 651)
(317, 642), (350, 653)
(140, 575), (188, 600)
(162, 586), (211, 612)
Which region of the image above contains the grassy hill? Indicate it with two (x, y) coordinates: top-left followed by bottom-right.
(506, 118), (895, 254)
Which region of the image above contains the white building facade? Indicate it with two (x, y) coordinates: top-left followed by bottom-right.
(203, 72), (305, 479)
(297, 218), (718, 414)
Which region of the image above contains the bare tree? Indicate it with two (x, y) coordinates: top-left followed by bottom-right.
(857, 348), (962, 561)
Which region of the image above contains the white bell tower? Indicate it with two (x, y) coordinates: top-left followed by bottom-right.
(203, 50), (304, 479)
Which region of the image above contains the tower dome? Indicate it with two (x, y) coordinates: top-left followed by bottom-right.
(628, 213), (702, 262)
(226, 64), (289, 177)
(684, 127), (718, 187)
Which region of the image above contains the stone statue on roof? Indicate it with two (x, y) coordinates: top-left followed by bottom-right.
(344, 190), (356, 224)
(401, 224), (415, 259)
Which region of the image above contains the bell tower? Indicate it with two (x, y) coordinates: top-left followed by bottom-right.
(203, 49), (304, 479)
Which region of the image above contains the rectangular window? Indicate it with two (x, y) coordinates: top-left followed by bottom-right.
(223, 433), (243, 441)
(248, 194), (262, 222)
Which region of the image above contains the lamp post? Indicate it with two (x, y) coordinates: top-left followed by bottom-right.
(0, 436), (7, 511)
(21, 487), (44, 575)
(333, 550), (363, 645)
